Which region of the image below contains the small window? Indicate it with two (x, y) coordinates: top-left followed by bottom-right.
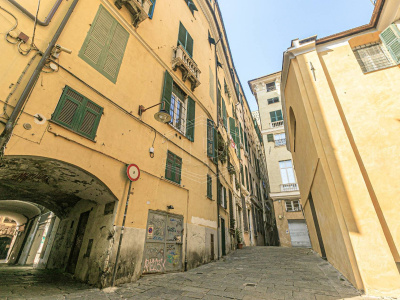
(285, 200), (301, 212)
(274, 133), (286, 147)
(165, 151), (182, 184)
(353, 43), (394, 73)
(267, 97), (279, 105)
(52, 86), (103, 140)
(207, 119), (216, 160)
(279, 160), (296, 184)
(207, 175), (212, 199)
(266, 82), (276, 92)
(220, 185), (226, 208)
(169, 84), (187, 134)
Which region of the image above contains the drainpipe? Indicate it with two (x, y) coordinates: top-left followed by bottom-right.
(213, 0), (220, 261)
(0, 0), (80, 154)
(7, 0), (63, 26)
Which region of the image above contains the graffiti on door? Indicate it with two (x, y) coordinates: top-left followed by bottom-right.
(143, 211), (183, 274)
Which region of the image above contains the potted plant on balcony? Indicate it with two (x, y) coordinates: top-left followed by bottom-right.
(235, 228), (243, 249)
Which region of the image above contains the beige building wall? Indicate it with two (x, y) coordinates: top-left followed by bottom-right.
(280, 0), (400, 296)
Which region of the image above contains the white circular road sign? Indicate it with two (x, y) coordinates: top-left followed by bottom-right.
(127, 164), (140, 182)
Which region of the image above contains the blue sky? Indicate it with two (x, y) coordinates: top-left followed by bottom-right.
(218, 0), (374, 112)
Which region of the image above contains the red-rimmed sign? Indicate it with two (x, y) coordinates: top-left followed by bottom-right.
(127, 164), (140, 182)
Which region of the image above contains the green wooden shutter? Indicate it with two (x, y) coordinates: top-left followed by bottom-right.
(207, 175), (212, 198)
(380, 24), (400, 64)
(235, 126), (241, 159)
(77, 100), (103, 139)
(222, 99), (227, 129)
(223, 187), (227, 209)
(232, 104), (236, 119)
(276, 110), (283, 121)
(267, 134), (274, 142)
(186, 96), (196, 142)
(79, 5), (129, 83)
(207, 119), (214, 158)
(178, 22), (187, 48)
(178, 22), (193, 57)
(244, 132), (248, 152)
(229, 117), (236, 141)
(165, 151), (175, 181)
(235, 82), (239, 97)
(240, 125), (244, 144)
(213, 126), (218, 164)
(186, 32), (194, 57)
(270, 111), (277, 122)
(161, 71), (174, 114)
(53, 87), (84, 129)
(245, 166), (249, 189)
(174, 155), (182, 184)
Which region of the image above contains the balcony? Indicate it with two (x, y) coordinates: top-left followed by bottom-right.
(281, 183), (299, 192)
(275, 138), (286, 147)
(270, 120), (284, 128)
(172, 45), (201, 91)
(114, 0), (153, 27)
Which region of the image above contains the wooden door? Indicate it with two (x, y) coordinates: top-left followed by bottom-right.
(67, 211), (90, 274)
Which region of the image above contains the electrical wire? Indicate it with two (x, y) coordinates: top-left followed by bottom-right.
(0, 6), (19, 44)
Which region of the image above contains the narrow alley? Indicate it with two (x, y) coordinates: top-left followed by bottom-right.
(0, 247), (379, 300)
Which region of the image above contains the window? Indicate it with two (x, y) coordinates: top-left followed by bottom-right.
(353, 43), (394, 73)
(170, 84), (187, 133)
(218, 182), (227, 208)
(79, 5), (129, 83)
(274, 133), (286, 147)
(229, 117), (240, 159)
(270, 110), (283, 123)
(267, 134), (274, 143)
(279, 160), (296, 184)
(267, 97), (279, 105)
(165, 151), (182, 184)
(266, 82), (276, 92)
(184, 0), (198, 14)
(178, 22), (194, 57)
(52, 86), (103, 140)
(161, 71), (196, 141)
(285, 200), (301, 212)
(380, 24), (400, 64)
(240, 164), (244, 185)
(245, 166), (249, 190)
(207, 175), (212, 199)
(209, 67), (215, 103)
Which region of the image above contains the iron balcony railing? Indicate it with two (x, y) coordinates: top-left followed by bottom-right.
(281, 183), (299, 192)
(270, 120), (284, 128)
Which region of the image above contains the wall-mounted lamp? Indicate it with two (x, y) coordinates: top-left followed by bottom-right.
(167, 205), (174, 210)
(138, 102), (171, 124)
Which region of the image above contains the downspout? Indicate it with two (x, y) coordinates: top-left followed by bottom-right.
(7, 0), (63, 26)
(0, 0), (79, 154)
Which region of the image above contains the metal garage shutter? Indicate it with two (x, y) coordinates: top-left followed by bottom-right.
(288, 219), (311, 248)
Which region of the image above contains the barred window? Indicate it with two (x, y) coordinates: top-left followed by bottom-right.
(353, 43), (394, 73)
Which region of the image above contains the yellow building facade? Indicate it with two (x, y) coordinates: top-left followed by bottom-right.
(281, 0), (400, 296)
(0, 0), (271, 287)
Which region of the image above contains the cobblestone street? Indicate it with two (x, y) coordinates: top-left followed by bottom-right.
(0, 247), (388, 300)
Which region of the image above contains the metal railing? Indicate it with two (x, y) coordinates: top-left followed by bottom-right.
(270, 120), (284, 128)
(281, 183), (299, 192)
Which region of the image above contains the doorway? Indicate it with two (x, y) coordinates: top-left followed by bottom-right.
(0, 236), (12, 260)
(67, 211), (90, 274)
(221, 218), (226, 256)
(142, 211), (184, 274)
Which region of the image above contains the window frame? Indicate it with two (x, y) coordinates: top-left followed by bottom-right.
(285, 200), (301, 212)
(165, 151), (182, 184)
(266, 82), (276, 92)
(267, 97), (279, 105)
(353, 42), (394, 73)
(279, 160), (296, 185)
(169, 85), (188, 135)
(207, 174), (212, 199)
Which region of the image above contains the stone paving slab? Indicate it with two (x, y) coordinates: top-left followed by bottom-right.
(0, 247), (397, 300)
